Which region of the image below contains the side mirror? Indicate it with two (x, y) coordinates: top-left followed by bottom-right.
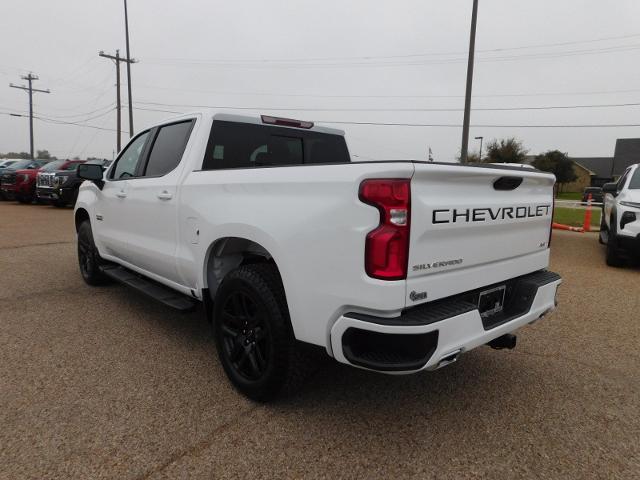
(602, 182), (618, 195)
(78, 163), (104, 189)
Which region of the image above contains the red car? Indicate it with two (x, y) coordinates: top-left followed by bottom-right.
(1, 159), (83, 203)
(0, 159), (48, 202)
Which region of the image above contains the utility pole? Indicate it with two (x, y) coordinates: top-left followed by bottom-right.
(123, 0), (134, 137)
(475, 136), (484, 162)
(460, 0), (479, 164)
(99, 49), (135, 152)
(9, 73), (50, 159)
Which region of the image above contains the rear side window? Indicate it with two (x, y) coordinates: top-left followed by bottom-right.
(144, 120), (194, 177)
(202, 121), (349, 170)
(629, 168), (640, 190)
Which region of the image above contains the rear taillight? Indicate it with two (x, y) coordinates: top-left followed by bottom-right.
(548, 194), (555, 248)
(359, 179), (411, 280)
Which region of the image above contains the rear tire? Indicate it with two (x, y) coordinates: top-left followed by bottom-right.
(213, 263), (313, 402)
(53, 200), (67, 208)
(77, 221), (107, 285)
(605, 216), (624, 267)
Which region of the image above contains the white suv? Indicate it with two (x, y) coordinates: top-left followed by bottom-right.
(601, 163), (640, 266)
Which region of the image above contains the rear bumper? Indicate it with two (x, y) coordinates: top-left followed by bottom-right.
(330, 270), (561, 373)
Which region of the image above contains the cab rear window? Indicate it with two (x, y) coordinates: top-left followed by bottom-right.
(202, 121), (350, 170)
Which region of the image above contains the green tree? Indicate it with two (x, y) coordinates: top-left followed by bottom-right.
(0, 151), (31, 159)
(36, 149), (56, 160)
(483, 138), (528, 164)
(456, 150), (481, 163)
(531, 150), (577, 194)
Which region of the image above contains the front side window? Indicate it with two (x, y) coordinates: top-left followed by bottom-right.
(617, 169), (631, 191)
(202, 121), (349, 170)
(628, 168), (640, 190)
(143, 120), (194, 177)
(110, 131), (150, 180)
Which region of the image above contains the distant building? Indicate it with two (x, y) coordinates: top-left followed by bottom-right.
(612, 138), (640, 176)
(562, 160), (599, 192)
(571, 157), (614, 188)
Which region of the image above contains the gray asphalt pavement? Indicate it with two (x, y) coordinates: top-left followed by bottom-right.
(0, 201), (638, 479)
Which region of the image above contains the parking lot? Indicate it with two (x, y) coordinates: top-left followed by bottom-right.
(1, 201), (638, 479)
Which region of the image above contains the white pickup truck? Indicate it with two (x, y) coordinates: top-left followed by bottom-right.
(75, 111), (561, 401)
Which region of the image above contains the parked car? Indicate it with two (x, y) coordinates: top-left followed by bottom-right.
(0, 159), (19, 170)
(581, 187), (603, 204)
(600, 163), (640, 266)
(36, 159), (89, 207)
(75, 111), (561, 401)
(0, 159), (50, 201)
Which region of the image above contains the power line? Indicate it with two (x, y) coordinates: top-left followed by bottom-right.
(34, 103), (115, 119)
(1, 111), (120, 132)
(143, 32), (640, 64)
(142, 42), (640, 69)
(133, 99), (640, 113)
(2, 105), (116, 123)
(135, 84), (640, 99)
(64, 79), (119, 159)
(4, 109), (639, 131)
(133, 105), (183, 114)
(34, 115), (123, 132)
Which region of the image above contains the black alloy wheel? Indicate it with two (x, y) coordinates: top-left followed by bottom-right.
(220, 290), (271, 381)
(213, 264), (312, 402)
(77, 221), (106, 285)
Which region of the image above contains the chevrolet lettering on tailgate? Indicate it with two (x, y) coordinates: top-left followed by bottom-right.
(432, 204), (552, 225)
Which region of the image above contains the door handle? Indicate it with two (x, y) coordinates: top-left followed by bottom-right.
(116, 191), (127, 198)
(157, 191), (173, 200)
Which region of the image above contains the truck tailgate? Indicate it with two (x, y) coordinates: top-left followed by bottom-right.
(406, 163), (555, 306)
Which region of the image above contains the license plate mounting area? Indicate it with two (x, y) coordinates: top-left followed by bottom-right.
(478, 285), (506, 318)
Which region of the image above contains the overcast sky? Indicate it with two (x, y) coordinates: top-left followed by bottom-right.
(1, 0), (640, 162)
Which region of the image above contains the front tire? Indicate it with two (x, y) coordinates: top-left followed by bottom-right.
(605, 215), (624, 267)
(213, 264), (309, 402)
(77, 220), (106, 285)
(598, 214), (607, 245)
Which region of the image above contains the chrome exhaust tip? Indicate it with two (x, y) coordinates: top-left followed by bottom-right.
(436, 349), (462, 369)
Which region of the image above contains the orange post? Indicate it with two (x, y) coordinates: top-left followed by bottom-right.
(583, 193), (592, 233)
